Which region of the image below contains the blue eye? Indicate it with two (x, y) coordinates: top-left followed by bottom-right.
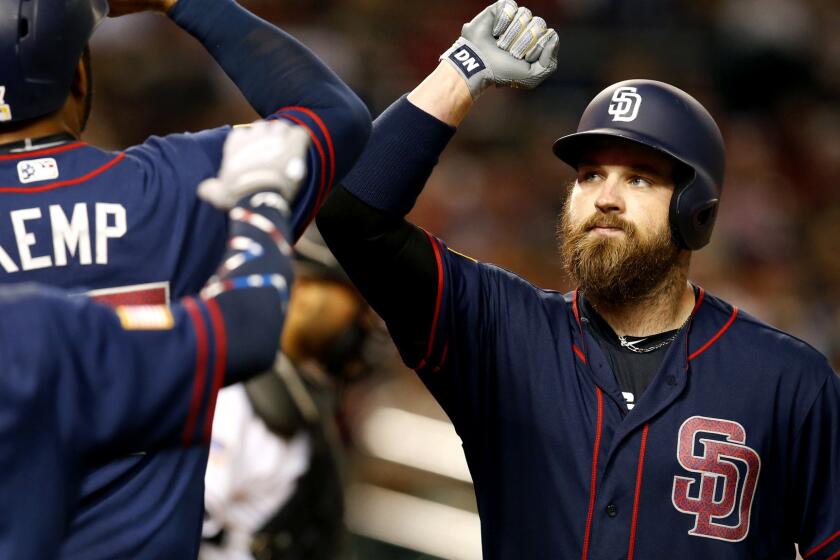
(629, 176), (652, 188)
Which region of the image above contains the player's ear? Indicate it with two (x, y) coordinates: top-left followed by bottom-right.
(71, 54), (89, 101)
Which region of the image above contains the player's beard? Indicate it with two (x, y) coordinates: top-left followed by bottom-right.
(557, 198), (683, 306)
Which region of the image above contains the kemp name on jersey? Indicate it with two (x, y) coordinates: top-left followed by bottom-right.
(0, 137), (227, 301)
(0, 201), (126, 273)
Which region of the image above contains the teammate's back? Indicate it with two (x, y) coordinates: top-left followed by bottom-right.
(0, 0), (370, 555)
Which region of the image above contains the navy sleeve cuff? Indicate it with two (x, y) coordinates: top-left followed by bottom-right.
(342, 95), (456, 217)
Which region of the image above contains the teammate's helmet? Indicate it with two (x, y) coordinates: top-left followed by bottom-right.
(553, 79), (725, 250)
(0, 0), (108, 124)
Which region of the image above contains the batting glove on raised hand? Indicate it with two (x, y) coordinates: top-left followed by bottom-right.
(198, 120), (310, 211)
(440, 0), (559, 99)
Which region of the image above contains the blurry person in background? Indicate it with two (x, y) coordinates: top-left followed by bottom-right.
(202, 224), (385, 560)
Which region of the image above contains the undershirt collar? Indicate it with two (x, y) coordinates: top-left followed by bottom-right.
(578, 291), (695, 354)
(0, 133), (76, 155)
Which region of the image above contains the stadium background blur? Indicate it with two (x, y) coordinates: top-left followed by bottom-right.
(86, 1), (839, 557)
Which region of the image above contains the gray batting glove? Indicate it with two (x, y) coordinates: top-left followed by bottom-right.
(440, 0), (559, 99)
(198, 120), (310, 211)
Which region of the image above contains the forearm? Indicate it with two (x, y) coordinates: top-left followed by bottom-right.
(338, 95), (456, 216)
(204, 195), (295, 385)
(407, 63), (475, 127)
(169, 0), (368, 121)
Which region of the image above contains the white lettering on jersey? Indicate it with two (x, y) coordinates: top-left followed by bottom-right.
(0, 203), (128, 273)
(622, 391), (636, 410)
(95, 203), (127, 265)
(0, 245), (18, 273)
(51, 203), (92, 266)
(17, 158), (59, 184)
(11, 208), (53, 271)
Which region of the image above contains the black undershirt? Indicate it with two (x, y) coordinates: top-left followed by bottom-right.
(317, 186), (686, 412)
(579, 297), (681, 411)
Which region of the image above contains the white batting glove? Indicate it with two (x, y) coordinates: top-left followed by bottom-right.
(440, 0), (559, 99)
(198, 120), (310, 211)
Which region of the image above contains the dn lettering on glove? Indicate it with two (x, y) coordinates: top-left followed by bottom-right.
(448, 44), (486, 78)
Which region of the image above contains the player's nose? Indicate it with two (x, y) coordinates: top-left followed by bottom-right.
(594, 174), (624, 214)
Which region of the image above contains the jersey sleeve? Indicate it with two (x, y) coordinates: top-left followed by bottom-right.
(167, 0), (370, 239)
(793, 370), (840, 560)
(398, 236), (510, 434)
(0, 290), (226, 456)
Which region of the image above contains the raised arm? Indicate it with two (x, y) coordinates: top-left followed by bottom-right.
(317, 0), (558, 366)
(5, 121), (311, 456)
(110, 0), (371, 238)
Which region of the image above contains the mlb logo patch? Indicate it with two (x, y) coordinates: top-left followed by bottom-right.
(17, 158), (59, 184)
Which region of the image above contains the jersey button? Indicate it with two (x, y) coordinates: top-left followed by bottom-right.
(606, 503), (618, 517)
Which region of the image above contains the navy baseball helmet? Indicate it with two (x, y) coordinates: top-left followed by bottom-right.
(553, 79), (725, 250)
(0, 0), (108, 124)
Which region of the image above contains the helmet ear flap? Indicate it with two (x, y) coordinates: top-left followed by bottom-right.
(670, 168), (720, 250)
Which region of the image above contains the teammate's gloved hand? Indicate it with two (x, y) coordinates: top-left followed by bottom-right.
(198, 120), (310, 211)
(440, 0), (559, 99)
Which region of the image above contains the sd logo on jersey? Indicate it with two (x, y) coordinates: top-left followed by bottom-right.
(671, 416), (761, 542)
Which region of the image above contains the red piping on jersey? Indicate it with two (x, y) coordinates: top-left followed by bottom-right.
(573, 344), (586, 364)
(0, 141), (85, 160)
(581, 386), (604, 560)
(277, 114), (328, 231)
(826, 550), (840, 560)
(804, 529), (840, 558)
(572, 289), (581, 324)
(688, 306), (738, 362)
(182, 298), (210, 446)
(415, 232), (445, 372)
(278, 106), (335, 189)
(202, 299), (228, 443)
(627, 423), (650, 560)
(0, 152), (125, 193)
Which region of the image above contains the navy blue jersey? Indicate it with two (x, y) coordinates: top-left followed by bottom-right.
(0, 116), (330, 559)
(0, 0), (370, 551)
(412, 238), (840, 560)
(0, 287), (225, 559)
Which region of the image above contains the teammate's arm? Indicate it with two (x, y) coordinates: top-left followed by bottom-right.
(317, 0), (559, 366)
(171, 0), (370, 238)
(113, 0), (371, 238)
(35, 122), (305, 455)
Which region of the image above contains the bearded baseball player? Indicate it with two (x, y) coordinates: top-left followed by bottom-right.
(317, 1), (840, 558)
(0, 120), (306, 559)
(0, 0), (369, 557)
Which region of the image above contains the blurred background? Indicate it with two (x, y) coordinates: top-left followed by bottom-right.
(87, 0), (839, 557)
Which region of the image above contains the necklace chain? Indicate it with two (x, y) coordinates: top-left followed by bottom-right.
(617, 333), (679, 353)
(616, 316), (691, 354)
